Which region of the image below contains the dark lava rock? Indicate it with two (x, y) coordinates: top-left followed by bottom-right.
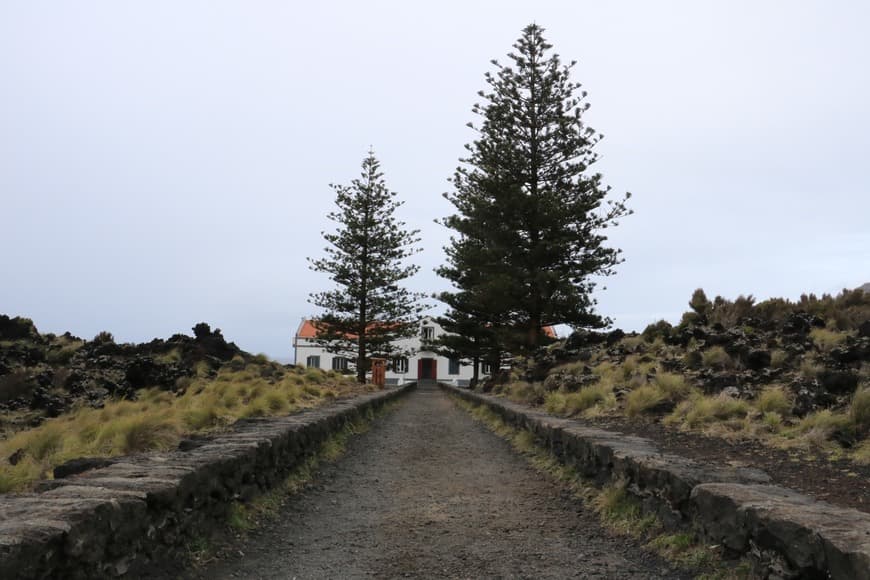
(782, 312), (825, 336)
(177, 436), (211, 452)
(859, 320), (870, 338)
(0, 315), (40, 340)
(816, 368), (859, 394)
(564, 330), (606, 350)
(125, 357), (187, 390)
(829, 337), (870, 364)
(53, 457), (116, 479)
(746, 349), (772, 371)
(790, 379), (836, 417)
(30, 386), (68, 417)
(605, 329), (626, 346)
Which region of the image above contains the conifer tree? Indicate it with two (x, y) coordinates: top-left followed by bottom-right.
(309, 150), (425, 383)
(440, 23), (631, 361)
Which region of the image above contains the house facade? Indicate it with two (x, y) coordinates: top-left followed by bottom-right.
(292, 316), (485, 386)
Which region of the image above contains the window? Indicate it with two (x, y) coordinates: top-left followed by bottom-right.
(421, 326), (435, 340)
(393, 357), (409, 373)
(481, 362), (492, 374)
(331, 357), (348, 371)
(448, 357), (460, 375)
(306, 355), (320, 369)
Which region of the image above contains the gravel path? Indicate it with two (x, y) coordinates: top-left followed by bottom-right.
(191, 385), (689, 579)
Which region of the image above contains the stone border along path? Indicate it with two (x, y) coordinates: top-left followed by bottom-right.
(0, 384), (414, 580)
(442, 383), (870, 579)
(194, 381), (690, 579)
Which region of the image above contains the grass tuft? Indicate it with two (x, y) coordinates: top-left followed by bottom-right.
(755, 386), (791, 416)
(625, 385), (666, 417)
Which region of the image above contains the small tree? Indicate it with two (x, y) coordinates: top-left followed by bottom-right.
(439, 24), (631, 364)
(308, 150), (426, 383)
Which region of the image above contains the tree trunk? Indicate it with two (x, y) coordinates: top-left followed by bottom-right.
(356, 334), (366, 384)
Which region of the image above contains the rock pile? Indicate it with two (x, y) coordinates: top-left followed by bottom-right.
(0, 316), (247, 422)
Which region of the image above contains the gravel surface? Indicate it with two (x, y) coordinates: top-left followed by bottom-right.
(188, 385), (689, 579)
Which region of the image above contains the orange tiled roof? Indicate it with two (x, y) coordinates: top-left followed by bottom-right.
(296, 319), (319, 339)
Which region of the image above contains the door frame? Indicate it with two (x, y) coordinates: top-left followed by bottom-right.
(417, 357), (437, 380)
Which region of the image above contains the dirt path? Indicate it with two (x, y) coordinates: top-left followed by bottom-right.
(189, 385), (689, 579)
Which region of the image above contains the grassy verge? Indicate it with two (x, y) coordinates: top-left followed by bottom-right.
(451, 395), (752, 579)
(0, 361), (375, 493)
(493, 341), (870, 465)
(187, 398), (402, 567)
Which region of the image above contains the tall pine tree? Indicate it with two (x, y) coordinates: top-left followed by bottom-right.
(440, 24), (631, 363)
(309, 150), (426, 383)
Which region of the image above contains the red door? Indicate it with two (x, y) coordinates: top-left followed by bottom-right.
(418, 358), (437, 380)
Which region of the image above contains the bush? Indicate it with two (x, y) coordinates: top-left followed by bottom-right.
(92, 331), (115, 345)
(795, 409), (850, 438)
(667, 393), (749, 429)
(770, 349), (789, 369)
(641, 320), (672, 343)
(800, 359), (823, 379)
(810, 328), (849, 351)
(701, 346), (733, 370)
(625, 386), (666, 417)
(756, 386), (791, 416)
(563, 385), (613, 416)
(654, 372), (691, 400)
(851, 389), (870, 436)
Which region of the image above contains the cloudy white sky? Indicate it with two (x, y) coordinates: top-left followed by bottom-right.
(1, 1), (868, 358)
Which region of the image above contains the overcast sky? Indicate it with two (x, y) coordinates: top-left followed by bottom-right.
(2, 1), (868, 358)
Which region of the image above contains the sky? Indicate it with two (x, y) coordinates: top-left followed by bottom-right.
(1, 1), (868, 359)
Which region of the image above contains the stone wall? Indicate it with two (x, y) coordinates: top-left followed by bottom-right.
(0, 385), (413, 579)
(443, 384), (870, 579)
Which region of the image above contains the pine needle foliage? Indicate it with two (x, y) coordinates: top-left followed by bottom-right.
(438, 24), (631, 361)
(308, 150), (426, 383)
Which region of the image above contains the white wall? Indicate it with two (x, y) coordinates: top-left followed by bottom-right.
(293, 317), (482, 385)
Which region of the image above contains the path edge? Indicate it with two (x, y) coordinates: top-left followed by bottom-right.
(0, 383), (415, 579)
(441, 383), (870, 580)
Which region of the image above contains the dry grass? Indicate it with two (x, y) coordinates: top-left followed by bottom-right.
(625, 385), (666, 417)
(544, 384), (616, 417)
(755, 386), (791, 416)
(0, 362), (359, 493)
(702, 346), (734, 370)
(810, 327), (849, 351)
(666, 393), (750, 430)
(769, 349), (789, 369)
(850, 388), (870, 436)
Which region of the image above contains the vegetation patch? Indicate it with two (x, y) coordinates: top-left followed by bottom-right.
(0, 361), (369, 493)
(484, 285), (870, 469)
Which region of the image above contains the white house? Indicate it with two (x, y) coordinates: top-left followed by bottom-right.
(294, 316), (486, 386)
(293, 316), (556, 386)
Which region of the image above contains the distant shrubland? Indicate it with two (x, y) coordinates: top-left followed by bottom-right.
(484, 286), (870, 463)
